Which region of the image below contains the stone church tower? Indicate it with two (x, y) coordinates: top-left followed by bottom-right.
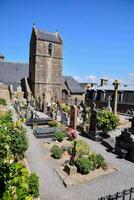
(29, 26), (63, 104)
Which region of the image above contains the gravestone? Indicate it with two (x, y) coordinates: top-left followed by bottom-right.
(56, 110), (61, 122)
(69, 105), (78, 130)
(115, 128), (134, 161)
(77, 110), (84, 126)
(88, 102), (100, 141)
(61, 112), (67, 125)
(129, 117), (134, 134)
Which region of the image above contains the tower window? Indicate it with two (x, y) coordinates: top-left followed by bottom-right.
(48, 43), (52, 56)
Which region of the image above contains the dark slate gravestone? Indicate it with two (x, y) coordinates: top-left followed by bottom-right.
(115, 128), (134, 161)
(87, 102), (101, 141)
(33, 127), (62, 138)
(129, 117), (134, 134)
(26, 117), (52, 126)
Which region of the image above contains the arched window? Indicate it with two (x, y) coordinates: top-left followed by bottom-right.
(48, 43), (52, 56)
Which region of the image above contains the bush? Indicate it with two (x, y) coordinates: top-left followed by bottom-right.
(89, 153), (105, 169)
(54, 131), (66, 142)
(60, 103), (70, 113)
(88, 153), (98, 170)
(74, 139), (90, 156)
(0, 98), (6, 105)
(75, 156), (92, 174)
(98, 109), (120, 132)
(51, 145), (63, 159)
(48, 120), (58, 127)
(2, 163), (39, 200)
(96, 154), (105, 168)
(29, 173), (39, 198)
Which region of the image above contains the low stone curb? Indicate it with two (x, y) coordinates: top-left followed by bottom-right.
(54, 165), (118, 188)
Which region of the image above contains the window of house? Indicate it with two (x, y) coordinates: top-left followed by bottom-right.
(48, 43), (53, 56)
(118, 93), (123, 103)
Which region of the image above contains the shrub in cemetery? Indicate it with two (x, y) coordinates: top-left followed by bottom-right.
(74, 139), (90, 156)
(60, 103), (70, 113)
(2, 163), (39, 199)
(89, 153), (105, 169)
(28, 173), (39, 198)
(0, 98), (7, 105)
(96, 154), (105, 168)
(89, 153), (98, 170)
(48, 120), (58, 127)
(0, 112), (39, 199)
(51, 145), (63, 159)
(75, 156), (92, 174)
(54, 131), (66, 142)
(98, 109), (120, 133)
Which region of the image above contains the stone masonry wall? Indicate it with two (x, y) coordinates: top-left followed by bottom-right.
(30, 35), (63, 103)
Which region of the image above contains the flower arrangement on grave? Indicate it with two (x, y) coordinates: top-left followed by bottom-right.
(66, 128), (78, 140)
(48, 120), (58, 127)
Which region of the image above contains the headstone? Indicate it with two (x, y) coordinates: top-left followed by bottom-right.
(129, 117), (134, 134)
(77, 110), (84, 126)
(69, 105), (78, 130)
(88, 102), (100, 141)
(61, 112), (67, 125)
(115, 128), (134, 161)
(56, 110), (61, 122)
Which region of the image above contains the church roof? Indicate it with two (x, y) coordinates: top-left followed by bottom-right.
(0, 61), (29, 89)
(91, 85), (134, 92)
(34, 28), (62, 44)
(63, 76), (84, 94)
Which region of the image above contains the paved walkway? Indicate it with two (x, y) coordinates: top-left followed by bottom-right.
(25, 124), (134, 200)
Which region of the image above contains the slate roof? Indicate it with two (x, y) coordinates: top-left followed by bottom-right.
(79, 83), (89, 89)
(63, 76), (84, 94)
(91, 85), (134, 92)
(34, 28), (62, 44)
(0, 61), (29, 89)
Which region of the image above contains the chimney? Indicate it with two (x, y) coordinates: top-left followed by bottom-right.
(91, 83), (97, 87)
(100, 78), (108, 86)
(0, 52), (4, 61)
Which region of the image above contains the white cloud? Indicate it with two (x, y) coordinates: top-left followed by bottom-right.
(128, 73), (134, 77)
(73, 76), (82, 82)
(85, 75), (98, 83)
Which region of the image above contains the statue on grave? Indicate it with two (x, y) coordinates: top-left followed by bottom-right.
(106, 95), (112, 112)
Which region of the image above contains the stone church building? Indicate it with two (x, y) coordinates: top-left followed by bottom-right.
(0, 26), (84, 106)
(29, 27), (63, 103)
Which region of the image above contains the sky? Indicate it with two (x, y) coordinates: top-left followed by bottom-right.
(0, 0), (134, 84)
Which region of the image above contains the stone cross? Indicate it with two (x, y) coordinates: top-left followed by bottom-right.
(70, 141), (77, 166)
(113, 80), (119, 114)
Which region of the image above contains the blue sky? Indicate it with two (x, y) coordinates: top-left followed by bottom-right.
(0, 0), (134, 84)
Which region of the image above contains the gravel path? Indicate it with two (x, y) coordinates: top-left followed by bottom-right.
(25, 125), (134, 200)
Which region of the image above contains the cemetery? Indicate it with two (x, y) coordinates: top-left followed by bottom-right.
(5, 79), (134, 199)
